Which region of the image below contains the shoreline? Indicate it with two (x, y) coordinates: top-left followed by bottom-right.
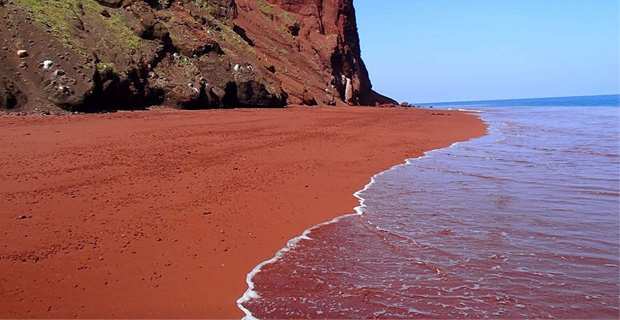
(237, 135), (484, 318)
(0, 106), (486, 318)
(237, 150), (411, 318)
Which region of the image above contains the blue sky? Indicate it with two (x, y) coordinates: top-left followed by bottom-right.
(355, 0), (620, 103)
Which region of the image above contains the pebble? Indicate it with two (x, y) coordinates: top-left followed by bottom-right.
(52, 69), (65, 78)
(43, 60), (54, 69)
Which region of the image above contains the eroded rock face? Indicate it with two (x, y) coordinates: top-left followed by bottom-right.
(0, 0), (392, 112)
(237, 0), (395, 105)
(210, 0), (238, 20)
(0, 80), (27, 110)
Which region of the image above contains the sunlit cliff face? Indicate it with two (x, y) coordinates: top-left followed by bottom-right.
(0, 0), (393, 112)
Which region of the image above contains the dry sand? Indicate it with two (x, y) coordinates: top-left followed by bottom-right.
(0, 106), (486, 318)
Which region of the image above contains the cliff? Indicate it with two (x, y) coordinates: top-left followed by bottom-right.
(0, 0), (395, 112)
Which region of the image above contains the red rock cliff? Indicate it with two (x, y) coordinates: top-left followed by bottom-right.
(0, 0), (394, 112)
(235, 0), (394, 106)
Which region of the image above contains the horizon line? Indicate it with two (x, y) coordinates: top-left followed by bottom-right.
(418, 93), (620, 105)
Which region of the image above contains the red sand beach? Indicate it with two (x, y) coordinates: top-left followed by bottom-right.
(0, 107), (486, 318)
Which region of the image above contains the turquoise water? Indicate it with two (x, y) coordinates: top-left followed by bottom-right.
(239, 95), (620, 318)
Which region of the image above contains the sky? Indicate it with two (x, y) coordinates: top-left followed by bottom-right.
(355, 0), (620, 103)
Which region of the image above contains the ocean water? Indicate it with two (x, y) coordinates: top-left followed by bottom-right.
(238, 95), (620, 319)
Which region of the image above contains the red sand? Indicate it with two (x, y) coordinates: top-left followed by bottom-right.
(0, 107), (486, 318)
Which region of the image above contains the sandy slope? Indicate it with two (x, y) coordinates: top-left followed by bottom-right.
(0, 107), (486, 318)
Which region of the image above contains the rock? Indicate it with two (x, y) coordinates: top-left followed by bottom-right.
(52, 69), (65, 78)
(16, 49), (28, 58)
(210, 85), (226, 102)
(94, 0), (123, 8)
(43, 60), (54, 69)
(400, 101), (409, 107)
(344, 77), (354, 103)
(129, 1), (169, 40)
(187, 83), (199, 93)
(288, 23), (301, 37)
(180, 41), (223, 58)
(210, 0), (238, 20)
(0, 0), (395, 112)
(224, 80), (287, 108)
(302, 90), (317, 106)
(0, 80), (27, 110)
(17, 215), (27, 219)
(232, 24), (254, 46)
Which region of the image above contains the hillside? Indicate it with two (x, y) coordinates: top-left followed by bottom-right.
(0, 0), (395, 112)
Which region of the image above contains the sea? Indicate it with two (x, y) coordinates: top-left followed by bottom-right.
(238, 94), (620, 319)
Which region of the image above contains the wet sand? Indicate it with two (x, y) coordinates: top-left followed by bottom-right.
(0, 106), (486, 318)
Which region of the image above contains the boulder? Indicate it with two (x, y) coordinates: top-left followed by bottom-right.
(223, 80), (286, 108)
(301, 90), (317, 106)
(130, 1), (169, 40)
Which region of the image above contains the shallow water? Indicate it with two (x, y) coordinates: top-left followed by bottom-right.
(239, 98), (620, 319)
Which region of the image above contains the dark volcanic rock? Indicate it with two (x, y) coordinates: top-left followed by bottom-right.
(225, 80), (286, 108)
(130, 1), (170, 40)
(0, 80), (27, 110)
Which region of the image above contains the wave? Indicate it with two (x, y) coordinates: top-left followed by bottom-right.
(236, 117), (488, 318)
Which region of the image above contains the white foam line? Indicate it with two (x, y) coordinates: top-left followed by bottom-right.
(236, 165), (402, 319)
(237, 111), (488, 319)
(236, 176), (378, 319)
(457, 108), (483, 113)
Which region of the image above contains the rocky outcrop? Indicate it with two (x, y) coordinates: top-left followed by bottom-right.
(0, 0), (392, 113)
(0, 79), (27, 110)
(238, 0), (395, 106)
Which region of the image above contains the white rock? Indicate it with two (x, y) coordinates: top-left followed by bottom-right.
(188, 83), (199, 93)
(43, 60), (54, 69)
(344, 77), (353, 102)
(17, 49), (28, 58)
(58, 85), (70, 94)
